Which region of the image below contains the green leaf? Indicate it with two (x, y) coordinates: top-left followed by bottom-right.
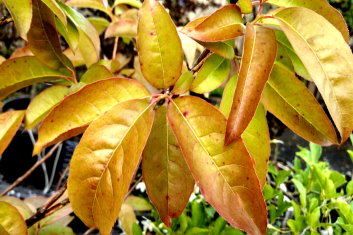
(28, 0), (74, 71)
(330, 171), (346, 189)
(191, 53), (231, 94)
(38, 224), (74, 235)
(124, 196), (152, 211)
(25, 86), (69, 129)
(237, 0), (252, 14)
(261, 63), (338, 146)
(33, 78), (150, 155)
(292, 178), (307, 207)
(267, 0), (350, 42)
(168, 96), (267, 235)
(220, 73), (237, 117)
(309, 142), (322, 163)
(346, 181), (353, 196)
(198, 40), (235, 59)
(225, 24), (277, 144)
(80, 64), (113, 84)
(137, 0), (183, 88)
(142, 106), (194, 226)
(88, 17), (110, 35)
(273, 7), (353, 143)
(2, 0), (32, 38)
(113, 0), (142, 8)
(59, 2), (101, 67)
(172, 71), (194, 95)
(181, 5), (244, 42)
(68, 99), (155, 235)
(41, 0), (67, 26)
(56, 18), (79, 51)
(66, 0), (111, 15)
(0, 56), (71, 100)
(0, 111), (25, 156)
(0, 201), (28, 235)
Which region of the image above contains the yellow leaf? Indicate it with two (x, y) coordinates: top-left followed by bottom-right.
(238, 0), (253, 14)
(119, 204), (137, 235)
(33, 78), (150, 155)
(225, 24), (277, 145)
(168, 96), (267, 235)
(274, 7), (353, 143)
(137, 0), (183, 88)
(142, 106), (194, 226)
(105, 19), (138, 38)
(0, 201), (28, 235)
(68, 99), (155, 235)
(0, 111), (25, 156)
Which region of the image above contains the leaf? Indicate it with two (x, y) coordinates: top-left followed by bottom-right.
(0, 111), (25, 155)
(168, 96), (267, 235)
(10, 46), (34, 59)
(113, 0), (142, 8)
(267, 0), (350, 42)
(191, 53), (231, 94)
(225, 24), (277, 145)
(124, 196), (152, 211)
(181, 5), (244, 42)
(25, 86), (69, 129)
(66, 0), (111, 15)
(68, 98), (155, 235)
(198, 40), (235, 59)
(273, 7), (353, 143)
(220, 74), (270, 188)
(38, 224), (74, 235)
(2, 0), (32, 38)
(59, 2), (101, 67)
(178, 32), (198, 67)
(261, 63), (338, 146)
(237, 0), (252, 14)
(172, 71), (194, 95)
(142, 106), (194, 226)
(0, 201), (28, 235)
(28, 0), (73, 71)
(105, 19), (138, 38)
(80, 64), (113, 84)
(41, 0), (67, 26)
(33, 78), (150, 155)
(0, 56), (71, 100)
(137, 0), (183, 88)
(88, 17), (110, 35)
(119, 204), (137, 235)
(56, 18), (79, 51)
(0, 196), (33, 220)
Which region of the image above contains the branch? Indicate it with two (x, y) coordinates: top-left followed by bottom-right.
(0, 143), (62, 196)
(0, 17), (13, 26)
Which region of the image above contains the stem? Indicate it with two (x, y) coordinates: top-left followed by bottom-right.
(125, 176), (143, 199)
(258, 0), (264, 15)
(55, 165), (70, 191)
(83, 227), (97, 235)
(0, 143), (62, 196)
(0, 17), (13, 25)
(112, 37), (119, 60)
(191, 49), (211, 73)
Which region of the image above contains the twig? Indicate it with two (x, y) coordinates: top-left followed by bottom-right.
(0, 17), (13, 26)
(83, 227), (97, 235)
(0, 143), (62, 196)
(112, 37), (119, 60)
(125, 176), (143, 199)
(55, 165), (70, 191)
(26, 184), (68, 227)
(191, 49), (211, 73)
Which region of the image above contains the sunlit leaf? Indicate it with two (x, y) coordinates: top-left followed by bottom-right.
(238, 0), (252, 14)
(25, 86), (69, 129)
(41, 0), (67, 26)
(88, 17), (110, 35)
(142, 106), (194, 226)
(63, 48), (85, 67)
(2, 0), (32, 38)
(80, 64), (113, 84)
(105, 19), (138, 38)
(113, 0), (142, 8)
(274, 7), (353, 143)
(38, 224), (74, 235)
(137, 0), (183, 88)
(68, 99), (155, 235)
(226, 24), (277, 145)
(0, 57), (71, 100)
(198, 40), (235, 59)
(0, 201), (28, 235)
(168, 96), (267, 235)
(178, 32), (198, 68)
(33, 78), (150, 155)
(56, 18), (79, 51)
(275, 43), (293, 70)
(181, 5), (244, 42)
(261, 63), (338, 146)
(220, 74), (270, 188)
(191, 53), (231, 94)
(28, 0), (74, 72)
(59, 2), (101, 67)
(66, 0), (111, 15)
(124, 196), (152, 211)
(267, 0), (350, 42)
(172, 71), (194, 95)
(0, 110), (24, 155)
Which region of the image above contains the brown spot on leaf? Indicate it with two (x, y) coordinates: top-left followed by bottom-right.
(183, 111), (189, 117)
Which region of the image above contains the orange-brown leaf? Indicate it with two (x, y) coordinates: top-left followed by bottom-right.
(0, 111), (25, 156)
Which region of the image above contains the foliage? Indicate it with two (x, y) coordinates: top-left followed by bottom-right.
(0, 0), (353, 234)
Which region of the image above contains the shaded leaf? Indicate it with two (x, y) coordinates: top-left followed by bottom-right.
(0, 196), (32, 220)
(124, 196), (152, 211)
(261, 63), (338, 146)
(137, 0), (183, 88)
(0, 111), (25, 155)
(220, 73), (238, 117)
(172, 71), (194, 95)
(168, 96), (267, 235)
(28, 0), (73, 71)
(267, 0), (350, 42)
(25, 86), (69, 129)
(88, 17), (110, 35)
(181, 5), (244, 42)
(119, 204), (137, 235)
(0, 56), (71, 100)
(191, 53), (231, 94)
(41, 0), (67, 26)
(56, 18), (79, 51)
(2, 0), (32, 38)
(38, 224), (74, 235)
(10, 46), (34, 59)
(198, 40), (235, 59)
(105, 19), (138, 38)
(33, 78), (150, 155)
(68, 99), (155, 235)
(178, 32), (198, 67)
(225, 24), (277, 145)
(142, 106), (194, 226)
(274, 7), (353, 142)
(80, 64), (113, 84)
(0, 201), (28, 235)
